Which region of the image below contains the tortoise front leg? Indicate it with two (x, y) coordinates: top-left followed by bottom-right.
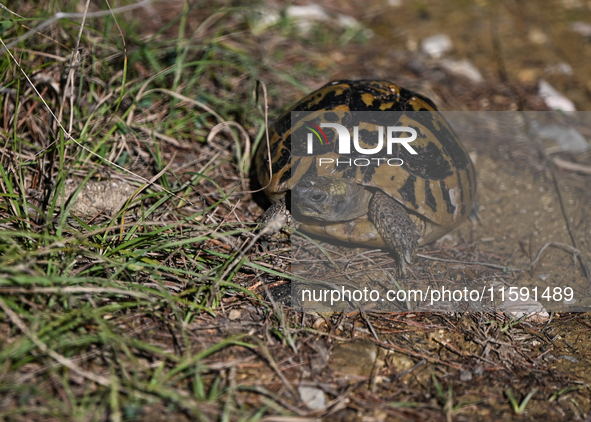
(368, 191), (420, 275)
(258, 196), (300, 243)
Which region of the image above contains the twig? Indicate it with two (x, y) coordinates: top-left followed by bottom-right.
(523, 115), (591, 282)
(551, 156), (591, 175)
(0, 3), (25, 19)
(527, 241), (591, 275)
(359, 308), (380, 341)
(379, 339), (462, 370)
(258, 80), (273, 193)
(416, 253), (522, 272)
(489, 1), (508, 82)
(59, 0), (91, 132)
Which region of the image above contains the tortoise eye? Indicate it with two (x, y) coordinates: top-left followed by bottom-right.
(310, 192), (326, 202)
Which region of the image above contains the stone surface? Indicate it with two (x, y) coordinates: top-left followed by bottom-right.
(421, 34), (453, 58)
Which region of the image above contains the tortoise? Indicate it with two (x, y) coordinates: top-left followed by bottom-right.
(256, 80), (476, 273)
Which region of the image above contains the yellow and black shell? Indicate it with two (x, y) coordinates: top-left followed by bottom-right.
(256, 79), (476, 246)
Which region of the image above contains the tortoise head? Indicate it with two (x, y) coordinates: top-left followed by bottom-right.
(292, 176), (373, 222)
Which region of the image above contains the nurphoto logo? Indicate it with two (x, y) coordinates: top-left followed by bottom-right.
(305, 121), (418, 167)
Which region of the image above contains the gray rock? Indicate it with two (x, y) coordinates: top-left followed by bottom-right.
(533, 123), (589, 152)
(544, 62), (573, 76)
(571, 21), (591, 37)
(538, 80), (576, 112)
(441, 59), (483, 83)
(421, 34), (453, 58)
(298, 386), (327, 410)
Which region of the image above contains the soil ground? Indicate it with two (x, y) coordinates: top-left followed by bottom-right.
(2, 1), (591, 421)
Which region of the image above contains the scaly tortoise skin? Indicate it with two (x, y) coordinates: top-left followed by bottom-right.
(256, 80), (476, 273)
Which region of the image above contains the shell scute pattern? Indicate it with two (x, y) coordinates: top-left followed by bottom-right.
(256, 80), (476, 247)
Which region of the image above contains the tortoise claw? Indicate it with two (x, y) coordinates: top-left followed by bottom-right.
(404, 248), (413, 264)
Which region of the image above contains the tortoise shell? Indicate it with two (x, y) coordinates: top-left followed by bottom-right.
(256, 79), (476, 246)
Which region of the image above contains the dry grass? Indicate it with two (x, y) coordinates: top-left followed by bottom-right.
(0, 1), (590, 421)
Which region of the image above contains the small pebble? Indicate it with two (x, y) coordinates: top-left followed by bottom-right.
(298, 386), (327, 410)
(538, 80), (576, 112)
(533, 123), (589, 152)
(570, 21), (591, 37)
(460, 369), (473, 381)
(441, 59), (483, 83)
(421, 34), (453, 58)
(556, 355), (578, 364)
